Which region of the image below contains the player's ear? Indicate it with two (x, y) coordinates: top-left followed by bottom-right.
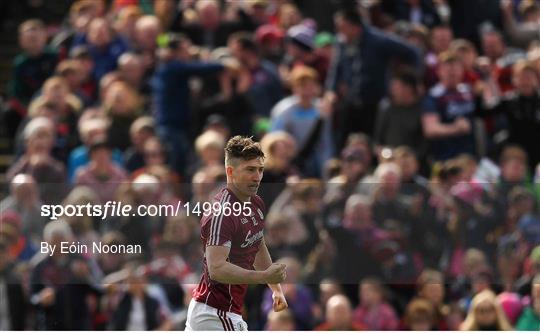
(226, 165), (234, 178)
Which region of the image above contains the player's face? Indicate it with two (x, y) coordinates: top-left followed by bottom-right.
(231, 157), (264, 198)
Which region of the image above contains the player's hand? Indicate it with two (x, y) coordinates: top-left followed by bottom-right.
(264, 263), (287, 284)
(272, 291), (288, 312)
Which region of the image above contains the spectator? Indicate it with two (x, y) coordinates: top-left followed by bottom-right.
(271, 66), (333, 177)
(133, 15), (162, 72)
(496, 292), (524, 326)
(69, 46), (98, 102)
(151, 33), (225, 176)
(490, 60), (540, 171)
(352, 277), (399, 330)
(179, 0), (251, 49)
(103, 81), (141, 151)
(0, 239), (27, 330)
(7, 117), (67, 204)
(374, 70), (426, 158)
(0, 174), (46, 244)
(460, 289), (514, 330)
(261, 256), (315, 330)
(259, 131), (298, 206)
(416, 269), (450, 330)
(315, 294), (365, 330)
(8, 19), (57, 108)
(117, 52), (150, 99)
(325, 9), (420, 146)
(228, 32), (283, 118)
(75, 139), (128, 203)
(123, 116), (155, 173)
(193, 130), (226, 170)
(516, 274), (540, 330)
(281, 24), (330, 85)
(422, 51), (476, 161)
(500, 0), (540, 50)
(403, 297), (438, 330)
(0, 210), (37, 263)
(109, 263), (170, 330)
(30, 220), (102, 330)
(265, 308), (296, 330)
(75, 17), (129, 82)
(67, 116), (124, 182)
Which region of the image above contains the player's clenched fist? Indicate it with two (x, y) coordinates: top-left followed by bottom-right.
(264, 263), (287, 284)
(272, 291), (288, 312)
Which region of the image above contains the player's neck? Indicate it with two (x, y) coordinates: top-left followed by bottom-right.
(227, 184), (250, 202)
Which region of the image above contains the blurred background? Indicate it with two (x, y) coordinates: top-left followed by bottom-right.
(0, 0), (540, 330)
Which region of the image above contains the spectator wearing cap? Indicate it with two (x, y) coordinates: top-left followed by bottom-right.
(0, 239), (27, 330)
(281, 24), (330, 85)
(314, 31), (336, 64)
(151, 33), (226, 176)
(270, 66), (333, 177)
(325, 9), (420, 148)
(75, 139), (128, 203)
(516, 274), (540, 330)
(374, 70), (426, 159)
(422, 51), (476, 161)
(255, 24), (285, 64)
(0, 174), (46, 244)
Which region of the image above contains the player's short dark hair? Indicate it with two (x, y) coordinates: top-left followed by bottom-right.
(225, 136), (265, 166)
(335, 9), (363, 27)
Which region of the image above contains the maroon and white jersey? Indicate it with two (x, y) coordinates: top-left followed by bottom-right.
(192, 187), (266, 314)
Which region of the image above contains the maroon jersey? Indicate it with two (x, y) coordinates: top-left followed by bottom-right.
(193, 187), (266, 314)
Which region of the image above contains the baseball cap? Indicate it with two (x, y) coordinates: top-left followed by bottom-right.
(255, 24), (284, 44)
(314, 32), (335, 48)
(287, 24), (315, 51)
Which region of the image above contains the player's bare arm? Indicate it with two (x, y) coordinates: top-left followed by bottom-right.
(254, 238), (289, 312)
(206, 243), (286, 285)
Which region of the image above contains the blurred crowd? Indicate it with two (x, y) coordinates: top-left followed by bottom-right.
(1, 0), (540, 330)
